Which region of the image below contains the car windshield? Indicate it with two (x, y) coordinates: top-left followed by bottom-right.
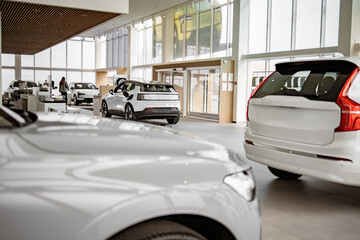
(0, 115), (13, 128)
(12, 81), (37, 88)
(253, 60), (357, 101)
(0, 107), (26, 128)
(75, 83), (96, 89)
(141, 84), (176, 92)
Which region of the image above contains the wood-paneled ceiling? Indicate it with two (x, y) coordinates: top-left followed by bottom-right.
(0, 1), (120, 55)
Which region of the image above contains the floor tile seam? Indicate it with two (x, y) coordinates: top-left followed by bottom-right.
(262, 220), (302, 239)
(296, 220), (360, 238)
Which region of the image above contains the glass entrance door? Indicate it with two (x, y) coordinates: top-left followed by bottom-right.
(188, 68), (220, 119)
(158, 71), (184, 113)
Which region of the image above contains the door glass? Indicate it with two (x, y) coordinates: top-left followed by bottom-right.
(189, 69), (220, 115)
(208, 69), (220, 114)
(159, 71), (184, 113)
(173, 72), (184, 113)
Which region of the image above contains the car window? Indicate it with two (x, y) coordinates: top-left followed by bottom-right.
(75, 83), (96, 89)
(0, 115), (13, 128)
(141, 84), (176, 92)
(26, 82), (37, 87)
(124, 83), (134, 91)
(114, 82), (126, 93)
(253, 60), (357, 101)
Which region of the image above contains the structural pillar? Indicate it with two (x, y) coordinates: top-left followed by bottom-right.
(338, 0), (360, 57)
(0, 11), (2, 106)
(235, 0), (250, 123)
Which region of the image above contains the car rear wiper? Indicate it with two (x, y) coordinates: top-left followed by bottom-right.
(280, 87), (319, 98)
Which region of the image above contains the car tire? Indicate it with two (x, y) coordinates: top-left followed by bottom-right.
(268, 167), (302, 180)
(109, 220), (206, 240)
(102, 101), (111, 118)
(125, 104), (136, 121)
(167, 115), (180, 124)
(73, 95), (80, 106)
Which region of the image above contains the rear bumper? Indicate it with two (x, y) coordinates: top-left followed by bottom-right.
(135, 108), (180, 120)
(244, 127), (360, 186)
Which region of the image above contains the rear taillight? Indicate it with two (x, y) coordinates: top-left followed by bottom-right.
(246, 72), (274, 121)
(335, 67), (360, 132)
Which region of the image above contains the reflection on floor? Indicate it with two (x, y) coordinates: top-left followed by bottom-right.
(172, 118), (360, 240)
(73, 106), (360, 240)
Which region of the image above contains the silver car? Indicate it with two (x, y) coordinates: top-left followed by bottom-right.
(7, 80), (38, 101)
(0, 106), (260, 240)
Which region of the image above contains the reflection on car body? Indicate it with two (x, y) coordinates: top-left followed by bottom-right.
(0, 106), (260, 240)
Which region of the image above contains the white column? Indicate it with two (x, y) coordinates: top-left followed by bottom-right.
(232, 0), (240, 122)
(164, 10), (174, 63)
(338, 0), (360, 57)
(0, 11), (2, 106)
(15, 55), (21, 80)
(234, 0), (250, 123)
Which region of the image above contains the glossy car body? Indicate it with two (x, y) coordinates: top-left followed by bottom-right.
(244, 57), (360, 186)
(0, 106), (260, 240)
(69, 82), (99, 105)
(7, 80), (38, 100)
(102, 80), (181, 124)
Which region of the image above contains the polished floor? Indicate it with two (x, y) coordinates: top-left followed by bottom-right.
(74, 106), (360, 240)
(171, 117), (360, 240)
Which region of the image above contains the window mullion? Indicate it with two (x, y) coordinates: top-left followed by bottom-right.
(320, 0), (327, 47)
(266, 0), (272, 53)
(291, 0), (297, 50)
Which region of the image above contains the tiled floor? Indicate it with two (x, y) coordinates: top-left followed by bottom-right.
(169, 117), (360, 240)
(75, 106), (360, 240)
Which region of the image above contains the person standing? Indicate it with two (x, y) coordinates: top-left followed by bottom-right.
(59, 77), (69, 104)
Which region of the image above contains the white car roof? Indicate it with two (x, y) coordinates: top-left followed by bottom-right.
(276, 56), (360, 67)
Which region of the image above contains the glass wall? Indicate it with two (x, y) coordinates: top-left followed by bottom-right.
(248, 0), (340, 54)
(185, 4), (197, 60)
(106, 27), (129, 68)
(2, 54), (15, 66)
(174, 0), (234, 61)
(153, 16), (162, 63)
(1, 37), (96, 94)
(198, 2), (212, 59)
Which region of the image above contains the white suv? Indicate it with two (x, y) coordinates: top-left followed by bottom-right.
(69, 82), (99, 105)
(102, 80), (181, 124)
(244, 57), (360, 186)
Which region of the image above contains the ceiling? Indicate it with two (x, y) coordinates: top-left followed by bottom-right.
(0, 0), (120, 55)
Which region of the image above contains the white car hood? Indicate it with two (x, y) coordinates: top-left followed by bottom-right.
(0, 113), (250, 240)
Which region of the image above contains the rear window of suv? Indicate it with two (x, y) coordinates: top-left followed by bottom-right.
(141, 84), (176, 92)
(253, 60), (358, 102)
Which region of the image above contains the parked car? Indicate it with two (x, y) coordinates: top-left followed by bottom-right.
(102, 80), (181, 124)
(0, 105), (260, 240)
(69, 82), (99, 105)
(7, 80), (38, 101)
(244, 57), (360, 186)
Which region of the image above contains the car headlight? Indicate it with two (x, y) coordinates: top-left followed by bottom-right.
(224, 171), (256, 202)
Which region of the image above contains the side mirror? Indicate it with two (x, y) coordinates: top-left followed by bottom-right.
(123, 91), (129, 98)
(70, 87), (75, 90)
(109, 89), (114, 95)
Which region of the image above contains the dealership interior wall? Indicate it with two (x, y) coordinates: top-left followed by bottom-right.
(1, 0), (360, 123)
